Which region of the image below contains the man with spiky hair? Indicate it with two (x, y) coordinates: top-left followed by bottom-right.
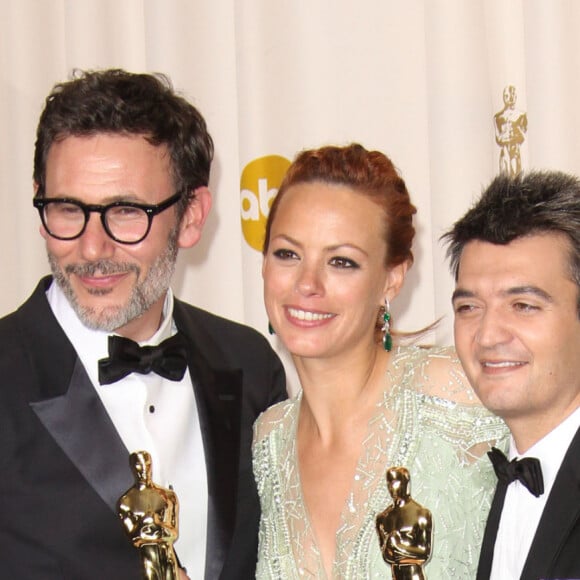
(444, 171), (580, 580)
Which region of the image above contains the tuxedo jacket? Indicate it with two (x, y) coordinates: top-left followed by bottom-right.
(477, 425), (580, 580)
(0, 277), (286, 579)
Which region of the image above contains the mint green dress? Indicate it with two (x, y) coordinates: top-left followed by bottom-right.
(252, 346), (508, 579)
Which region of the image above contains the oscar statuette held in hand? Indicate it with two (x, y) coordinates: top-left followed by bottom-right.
(117, 450), (180, 580)
(375, 467), (433, 580)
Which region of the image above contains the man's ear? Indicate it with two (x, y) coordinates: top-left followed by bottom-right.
(382, 261), (409, 303)
(177, 187), (212, 249)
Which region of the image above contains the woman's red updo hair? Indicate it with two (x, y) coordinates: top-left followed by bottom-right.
(263, 143), (416, 271)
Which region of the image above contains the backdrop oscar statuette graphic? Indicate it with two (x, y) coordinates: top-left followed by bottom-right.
(240, 154), (291, 252)
(494, 85), (528, 177)
(376, 467), (433, 580)
(118, 451), (180, 580)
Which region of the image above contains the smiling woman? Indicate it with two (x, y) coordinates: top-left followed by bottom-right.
(263, 180), (394, 361)
(253, 143), (508, 579)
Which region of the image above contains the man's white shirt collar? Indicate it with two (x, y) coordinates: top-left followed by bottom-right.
(509, 405), (580, 498)
(44, 280), (208, 575)
(46, 280), (175, 386)
(490, 405), (580, 580)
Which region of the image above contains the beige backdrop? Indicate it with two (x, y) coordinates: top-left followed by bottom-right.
(2, 0), (579, 389)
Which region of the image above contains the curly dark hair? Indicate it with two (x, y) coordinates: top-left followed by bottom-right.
(33, 68), (214, 218)
(442, 171), (580, 316)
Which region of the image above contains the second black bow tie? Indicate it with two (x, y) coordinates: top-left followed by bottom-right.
(98, 333), (188, 385)
(488, 446), (544, 497)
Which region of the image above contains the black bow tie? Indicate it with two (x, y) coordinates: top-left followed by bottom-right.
(98, 333), (188, 385)
(488, 447), (544, 497)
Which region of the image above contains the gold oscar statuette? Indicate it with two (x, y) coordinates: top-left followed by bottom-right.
(117, 450), (180, 580)
(375, 467), (433, 580)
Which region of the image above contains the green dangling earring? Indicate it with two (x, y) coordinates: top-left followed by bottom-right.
(382, 298), (392, 352)
(268, 322), (275, 335)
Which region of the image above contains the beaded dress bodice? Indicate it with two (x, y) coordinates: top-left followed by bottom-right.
(253, 346), (508, 579)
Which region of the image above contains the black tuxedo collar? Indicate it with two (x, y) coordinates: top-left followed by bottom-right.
(18, 278), (244, 575)
(520, 426), (580, 579)
(478, 426), (580, 580)
(17, 278), (133, 511)
(172, 297), (243, 575)
(30, 358), (133, 511)
(16, 276), (78, 401)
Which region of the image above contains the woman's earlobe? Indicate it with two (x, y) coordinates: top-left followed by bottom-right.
(384, 261), (409, 300)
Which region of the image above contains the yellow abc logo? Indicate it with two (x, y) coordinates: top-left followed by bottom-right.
(240, 155), (291, 251)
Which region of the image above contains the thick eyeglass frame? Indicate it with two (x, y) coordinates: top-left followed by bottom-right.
(33, 190), (184, 245)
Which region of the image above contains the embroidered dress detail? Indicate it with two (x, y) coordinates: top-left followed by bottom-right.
(253, 346), (508, 579)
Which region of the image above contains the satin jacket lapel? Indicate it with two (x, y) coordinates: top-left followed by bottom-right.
(173, 299), (242, 578)
(520, 426), (580, 579)
(18, 277), (133, 512)
(30, 358), (133, 512)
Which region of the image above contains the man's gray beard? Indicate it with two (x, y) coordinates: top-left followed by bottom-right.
(48, 230), (179, 332)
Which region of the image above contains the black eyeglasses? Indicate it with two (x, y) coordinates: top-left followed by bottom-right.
(33, 191), (183, 244)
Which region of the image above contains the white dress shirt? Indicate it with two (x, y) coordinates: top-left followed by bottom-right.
(490, 406), (580, 580)
(47, 282), (208, 577)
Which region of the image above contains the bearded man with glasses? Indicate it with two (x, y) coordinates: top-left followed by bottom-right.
(0, 69), (286, 580)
